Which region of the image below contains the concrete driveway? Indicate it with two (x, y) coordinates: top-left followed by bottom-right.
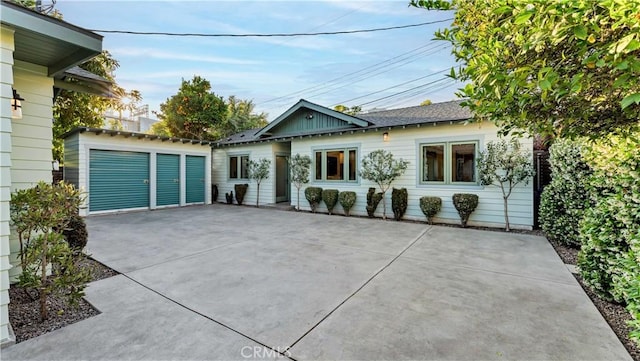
(3, 204), (631, 360)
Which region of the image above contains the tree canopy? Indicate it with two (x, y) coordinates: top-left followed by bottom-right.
(154, 76), (227, 140)
(225, 96), (268, 136)
(334, 104), (362, 116)
(412, 0), (640, 138)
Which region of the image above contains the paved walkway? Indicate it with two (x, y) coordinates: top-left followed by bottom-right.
(3, 205), (632, 360)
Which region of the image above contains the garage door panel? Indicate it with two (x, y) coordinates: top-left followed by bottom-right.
(89, 150), (150, 212)
(157, 154), (180, 206)
(186, 155), (205, 203)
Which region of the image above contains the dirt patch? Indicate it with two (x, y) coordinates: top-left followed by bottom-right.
(8, 256), (118, 343)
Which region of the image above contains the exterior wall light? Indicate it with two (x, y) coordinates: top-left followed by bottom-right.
(383, 132), (389, 142)
(11, 88), (24, 119)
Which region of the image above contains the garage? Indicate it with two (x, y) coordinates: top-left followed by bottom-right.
(64, 127), (212, 216)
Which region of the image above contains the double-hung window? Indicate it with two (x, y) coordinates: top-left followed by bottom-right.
(229, 155), (249, 179)
(420, 141), (478, 184)
(314, 148), (358, 182)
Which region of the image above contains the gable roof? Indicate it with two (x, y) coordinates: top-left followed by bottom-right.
(216, 99), (473, 146)
(255, 99), (370, 138)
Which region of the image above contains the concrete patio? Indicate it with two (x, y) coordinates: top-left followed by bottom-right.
(2, 204), (632, 360)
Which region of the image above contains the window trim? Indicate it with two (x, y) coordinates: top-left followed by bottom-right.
(417, 138), (480, 186)
(228, 153), (250, 180)
(312, 144), (360, 183)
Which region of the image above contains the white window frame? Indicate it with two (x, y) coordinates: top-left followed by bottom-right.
(419, 140), (479, 185)
(228, 154), (249, 180)
(312, 146), (359, 183)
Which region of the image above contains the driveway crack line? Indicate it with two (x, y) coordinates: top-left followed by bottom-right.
(120, 273), (298, 361)
(287, 225), (432, 350)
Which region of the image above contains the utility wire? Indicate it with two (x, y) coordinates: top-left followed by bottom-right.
(357, 77), (452, 107)
(89, 18), (453, 37)
(333, 68), (449, 106)
(261, 42), (449, 105)
(379, 79), (458, 109)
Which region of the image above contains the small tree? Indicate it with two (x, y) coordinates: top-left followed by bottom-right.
(10, 181), (91, 320)
(289, 154), (312, 211)
(477, 139), (535, 231)
(248, 158), (271, 208)
(359, 149), (409, 220)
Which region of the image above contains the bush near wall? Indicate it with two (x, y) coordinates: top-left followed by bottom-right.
(578, 130), (640, 346)
(539, 139), (591, 246)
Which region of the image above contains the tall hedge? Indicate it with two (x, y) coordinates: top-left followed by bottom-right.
(578, 130), (640, 346)
(539, 139), (591, 246)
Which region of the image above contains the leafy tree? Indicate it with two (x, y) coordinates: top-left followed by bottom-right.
(412, 0), (640, 138)
(153, 76), (227, 140)
(359, 149), (409, 219)
(10, 182), (91, 320)
(53, 51), (124, 161)
(477, 139), (535, 231)
(224, 96), (268, 137)
(289, 154), (312, 211)
(334, 104), (362, 116)
(248, 158), (271, 208)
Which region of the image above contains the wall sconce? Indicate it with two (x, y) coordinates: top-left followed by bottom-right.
(383, 132), (389, 142)
(306, 113), (314, 120)
(11, 88), (24, 119)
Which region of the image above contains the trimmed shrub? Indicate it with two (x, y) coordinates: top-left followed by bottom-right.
(577, 130), (640, 345)
(304, 186), (323, 213)
(391, 188), (408, 221)
(322, 189), (339, 215)
(225, 191), (233, 204)
(539, 139), (591, 246)
(62, 213), (88, 253)
(234, 184), (248, 205)
(452, 193), (478, 227)
(338, 191), (356, 216)
(419, 196), (442, 224)
(366, 187), (383, 217)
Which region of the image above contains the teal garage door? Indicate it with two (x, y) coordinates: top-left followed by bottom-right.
(186, 155), (205, 203)
(89, 150), (150, 212)
(156, 154), (180, 206)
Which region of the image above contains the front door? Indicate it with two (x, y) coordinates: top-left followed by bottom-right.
(275, 155), (289, 203)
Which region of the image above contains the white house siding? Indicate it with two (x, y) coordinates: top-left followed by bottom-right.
(66, 132), (212, 216)
(0, 25), (15, 345)
(290, 121), (534, 229)
(212, 142), (286, 206)
(7, 62), (54, 282)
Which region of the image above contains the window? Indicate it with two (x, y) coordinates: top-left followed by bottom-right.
(229, 155), (249, 179)
(420, 141), (477, 184)
(314, 148), (358, 182)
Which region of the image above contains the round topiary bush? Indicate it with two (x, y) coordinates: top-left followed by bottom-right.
(338, 191), (356, 216)
(419, 196), (442, 224)
(322, 189), (339, 215)
(304, 186), (323, 212)
(452, 193), (478, 227)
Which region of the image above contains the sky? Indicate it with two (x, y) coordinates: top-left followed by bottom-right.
(55, 0), (462, 121)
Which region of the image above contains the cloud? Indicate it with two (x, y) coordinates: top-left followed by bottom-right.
(110, 47), (261, 65)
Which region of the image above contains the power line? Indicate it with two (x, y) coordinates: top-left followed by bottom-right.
(89, 18), (453, 37)
(333, 68), (449, 106)
(357, 77), (452, 107)
(378, 79), (458, 109)
(261, 42), (449, 105)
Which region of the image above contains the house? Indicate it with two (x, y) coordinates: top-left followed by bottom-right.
(1, 0), (104, 346)
(213, 99), (534, 228)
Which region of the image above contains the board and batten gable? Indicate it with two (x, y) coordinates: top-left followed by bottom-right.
(290, 120), (534, 229)
(212, 142), (291, 206)
(65, 130), (212, 216)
